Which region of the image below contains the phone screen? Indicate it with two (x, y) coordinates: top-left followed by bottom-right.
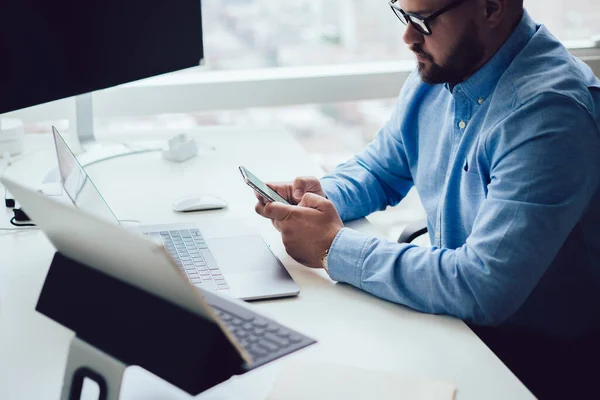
(239, 166), (290, 204)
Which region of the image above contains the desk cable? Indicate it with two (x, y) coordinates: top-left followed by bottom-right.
(1, 151), (38, 229)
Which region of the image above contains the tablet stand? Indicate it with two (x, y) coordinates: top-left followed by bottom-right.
(38, 252), (246, 400)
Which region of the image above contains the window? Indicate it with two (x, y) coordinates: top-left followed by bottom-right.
(525, 0), (600, 42)
(201, 0), (600, 72)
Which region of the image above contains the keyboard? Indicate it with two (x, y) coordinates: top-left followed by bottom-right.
(206, 295), (316, 369)
(143, 228), (230, 291)
(146, 229), (317, 368)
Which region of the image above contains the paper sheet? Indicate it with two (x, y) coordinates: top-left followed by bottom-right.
(267, 359), (456, 400)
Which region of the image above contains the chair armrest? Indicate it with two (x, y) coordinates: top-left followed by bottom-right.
(397, 219), (428, 243)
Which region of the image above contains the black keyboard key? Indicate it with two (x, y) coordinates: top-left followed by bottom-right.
(264, 333), (290, 348)
(219, 313), (232, 322)
(276, 331), (291, 339)
(246, 335), (260, 344)
(249, 345), (267, 358)
(258, 341), (279, 353)
(288, 334), (302, 343)
(233, 329), (249, 339)
(252, 319), (268, 328)
(265, 325), (279, 333)
(238, 314), (256, 323)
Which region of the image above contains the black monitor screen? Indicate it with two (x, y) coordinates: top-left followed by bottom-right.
(0, 0), (203, 114)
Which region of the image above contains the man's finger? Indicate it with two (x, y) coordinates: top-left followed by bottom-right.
(254, 190), (267, 205)
(255, 201), (266, 217)
(298, 192), (332, 212)
(272, 218), (282, 232)
(292, 177), (311, 201)
(263, 201), (294, 221)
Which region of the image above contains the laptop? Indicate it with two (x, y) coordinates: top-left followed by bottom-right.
(51, 126), (299, 300)
(1, 176), (315, 371)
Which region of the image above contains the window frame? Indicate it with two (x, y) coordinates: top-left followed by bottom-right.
(5, 43), (600, 123)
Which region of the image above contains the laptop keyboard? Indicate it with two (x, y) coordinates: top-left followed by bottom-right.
(143, 228), (230, 291)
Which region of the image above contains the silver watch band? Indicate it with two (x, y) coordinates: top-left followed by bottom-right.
(321, 248), (329, 272)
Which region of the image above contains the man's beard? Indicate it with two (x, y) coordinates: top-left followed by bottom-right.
(412, 22), (485, 86)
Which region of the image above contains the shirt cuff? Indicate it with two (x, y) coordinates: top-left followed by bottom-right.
(326, 227), (374, 288)
(320, 178), (343, 213)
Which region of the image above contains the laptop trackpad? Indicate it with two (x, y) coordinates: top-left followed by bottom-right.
(208, 235), (283, 273)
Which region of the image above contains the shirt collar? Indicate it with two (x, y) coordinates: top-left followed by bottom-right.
(449, 10), (538, 103)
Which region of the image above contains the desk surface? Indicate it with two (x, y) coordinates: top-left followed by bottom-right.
(0, 128), (534, 400)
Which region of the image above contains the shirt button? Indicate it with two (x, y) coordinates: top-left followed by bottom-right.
(478, 97), (485, 105)
(458, 120), (467, 129)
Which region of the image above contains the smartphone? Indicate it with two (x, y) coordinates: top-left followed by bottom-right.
(239, 166), (290, 205)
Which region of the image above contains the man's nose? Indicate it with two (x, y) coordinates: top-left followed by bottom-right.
(402, 22), (424, 46)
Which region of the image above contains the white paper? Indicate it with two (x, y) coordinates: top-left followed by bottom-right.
(267, 359), (456, 400)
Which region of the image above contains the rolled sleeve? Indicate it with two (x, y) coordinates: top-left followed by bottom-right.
(326, 227), (374, 287)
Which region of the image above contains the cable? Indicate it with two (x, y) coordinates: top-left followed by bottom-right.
(9, 208), (36, 227)
(10, 217), (35, 227)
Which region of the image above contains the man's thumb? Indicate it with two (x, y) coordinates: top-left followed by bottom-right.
(299, 192), (329, 211)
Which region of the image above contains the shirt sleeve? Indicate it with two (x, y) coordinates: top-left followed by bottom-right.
(320, 76), (417, 222)
(327, 93), (600, 326)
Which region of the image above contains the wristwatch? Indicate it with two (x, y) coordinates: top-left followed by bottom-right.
(321, 248), (329, 272)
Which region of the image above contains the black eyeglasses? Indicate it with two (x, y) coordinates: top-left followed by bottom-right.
(389, 0), (471, 36)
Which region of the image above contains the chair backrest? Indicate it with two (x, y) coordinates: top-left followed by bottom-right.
(397, 218), (428, 243)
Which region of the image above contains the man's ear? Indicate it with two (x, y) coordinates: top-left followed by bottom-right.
(484, 0), (505, 26)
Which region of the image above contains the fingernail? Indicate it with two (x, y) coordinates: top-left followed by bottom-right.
(293, 189), (303, 198)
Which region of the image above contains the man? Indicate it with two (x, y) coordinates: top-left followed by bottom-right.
(256, 0), (600, 397)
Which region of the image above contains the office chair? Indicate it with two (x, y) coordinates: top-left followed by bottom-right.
(396, 218), (600, 398)
(397, 219), (428, 243)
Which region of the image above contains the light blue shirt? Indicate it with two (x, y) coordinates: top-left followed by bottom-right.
(321, 11), (600, 337)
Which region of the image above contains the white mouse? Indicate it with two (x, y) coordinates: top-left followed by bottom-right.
(172, 195), (228, 212)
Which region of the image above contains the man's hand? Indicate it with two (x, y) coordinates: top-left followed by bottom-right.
(261, 193), (343, 269)
(254, 176), (326, 216)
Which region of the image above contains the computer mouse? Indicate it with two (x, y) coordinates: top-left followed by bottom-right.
(172, 195), (228, 212)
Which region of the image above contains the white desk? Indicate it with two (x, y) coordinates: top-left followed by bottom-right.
(0, 128), (534, 400)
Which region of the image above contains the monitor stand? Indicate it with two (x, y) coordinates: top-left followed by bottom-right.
(73, 93), (161, 167)
(41, 94), (162, 186)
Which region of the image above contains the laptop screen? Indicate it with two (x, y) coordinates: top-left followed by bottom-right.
(52, 127), (120, 224)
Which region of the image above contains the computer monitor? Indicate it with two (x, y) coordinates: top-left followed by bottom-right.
(0, 0), (204, 115)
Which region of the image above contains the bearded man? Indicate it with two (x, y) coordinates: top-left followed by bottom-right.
(256, 1), (600, 397)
